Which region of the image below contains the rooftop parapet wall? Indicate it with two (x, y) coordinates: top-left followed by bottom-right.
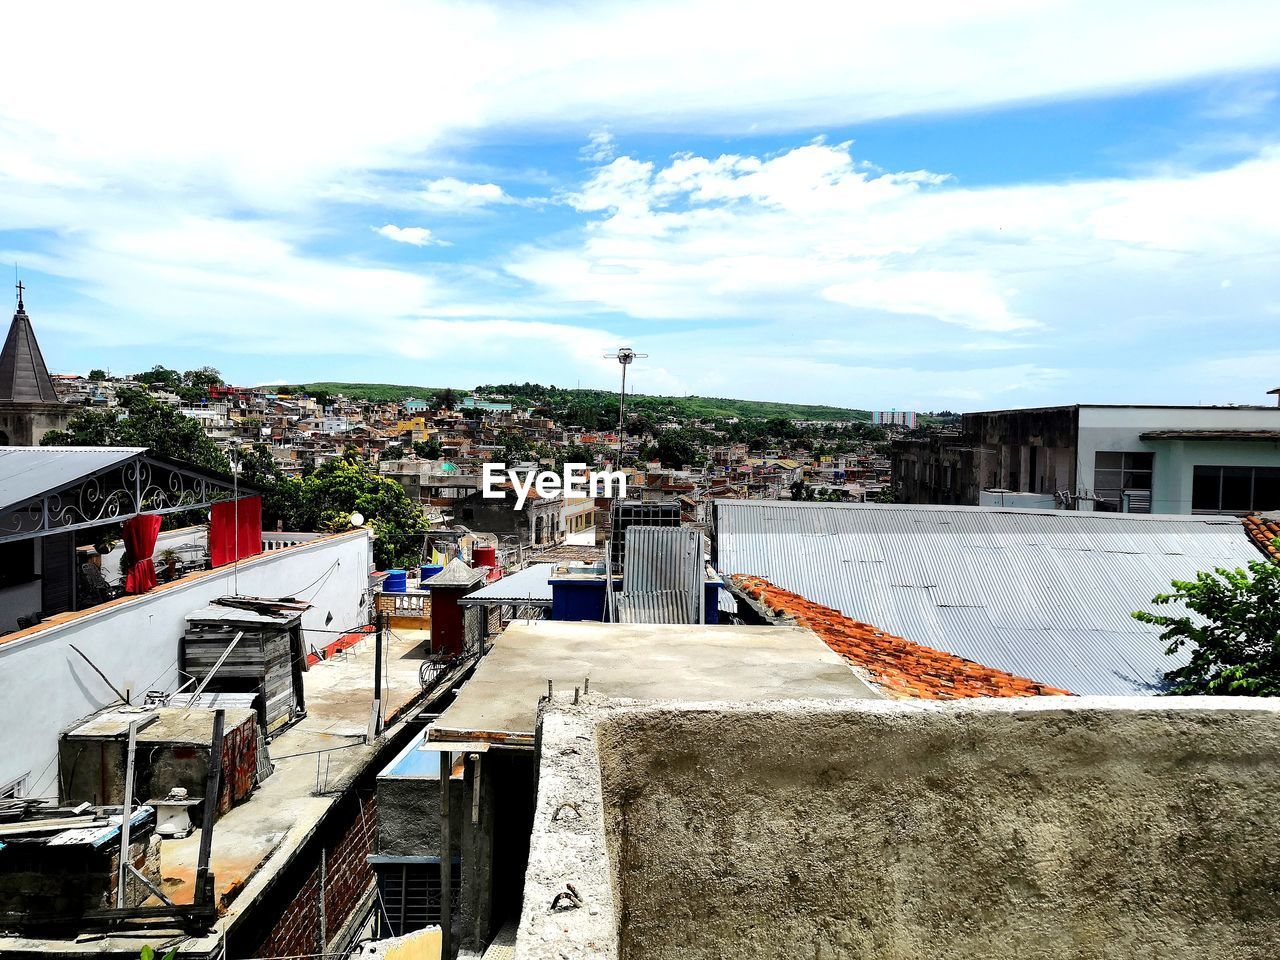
(518, 697), (1280, 960)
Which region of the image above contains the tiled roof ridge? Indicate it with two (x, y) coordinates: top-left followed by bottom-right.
(1243, 514), (1280, 562)
(732, 574), (1072, 700)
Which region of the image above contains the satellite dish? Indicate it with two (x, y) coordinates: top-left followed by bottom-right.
(350, 512), (365, 528)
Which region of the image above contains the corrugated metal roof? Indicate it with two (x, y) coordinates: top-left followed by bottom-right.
(620, 526), (702, 623)
(459, 563), (554, 605)
(0, 446), (145, 511)
(615, 590), (690, 624)
(713, 500), (1258, 696)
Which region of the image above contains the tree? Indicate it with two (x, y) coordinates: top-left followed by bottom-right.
(654, 429), (700, 469)
(177, 366), (224, 405)
(496, 430), (530, 456)
(413, 439), (443, 460)
(88, 368), (107, 381)
(438, 387), (457, 411)
(44, 389), (229, 473)
(135, 365), (182, 392)
(1133, 548), (1280, 695)
(291, 456), (429, 569)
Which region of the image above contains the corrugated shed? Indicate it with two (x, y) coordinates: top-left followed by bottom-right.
(714, 500), (1260, 696)
(619, 526), (703, 624)
(459, 563), (555, 605)
(615, 590), (691, 624)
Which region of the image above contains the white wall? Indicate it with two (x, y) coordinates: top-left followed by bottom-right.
(1076, 406), (1280, 514)
(0, 529), (372, 799)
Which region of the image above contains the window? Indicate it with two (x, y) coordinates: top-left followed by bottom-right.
(1192, 465), (1280, 514)
(1093, 452), (1153, 512)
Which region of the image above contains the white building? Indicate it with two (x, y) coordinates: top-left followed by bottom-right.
(895, 401), (1280, 514)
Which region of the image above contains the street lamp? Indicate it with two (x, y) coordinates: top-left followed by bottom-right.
(604, 347), (648, 467)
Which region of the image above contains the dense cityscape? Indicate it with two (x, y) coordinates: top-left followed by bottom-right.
(2, 3), (1279, 960)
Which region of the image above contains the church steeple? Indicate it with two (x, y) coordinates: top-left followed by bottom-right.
(0, 283), (63, 404)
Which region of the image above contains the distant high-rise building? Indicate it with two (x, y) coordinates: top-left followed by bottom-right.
(872, 410), (917, 428)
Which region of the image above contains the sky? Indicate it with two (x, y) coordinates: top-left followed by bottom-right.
(2, 1), (1279, 412)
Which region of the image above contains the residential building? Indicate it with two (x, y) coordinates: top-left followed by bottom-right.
(893, 402), (1280, 514)
(871, 409), (917, 428)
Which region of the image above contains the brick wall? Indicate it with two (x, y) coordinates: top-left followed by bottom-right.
(237, 790), (378, 959)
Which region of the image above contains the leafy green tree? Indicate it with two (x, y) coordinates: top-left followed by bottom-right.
(44, 390), (229, 473)
(1133, 547), (1280, 695)
(176, 366), (224, 405)
(496, 430), (530, 456)
(292, 457), (429, 569)
(413, 439), (443, 460)
(135, 365), (182, 391)
(381, 442), (407, 461)
(88, 368), (107, 381)
(654, 429), (700, 469)
(438, 387), (457, 410)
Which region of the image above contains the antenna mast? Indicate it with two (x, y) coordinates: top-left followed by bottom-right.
(604, 347), (647, 468)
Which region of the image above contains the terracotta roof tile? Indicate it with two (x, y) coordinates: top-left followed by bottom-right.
(1243, 514), (1280, 562)
(732, 575), (1071, 700)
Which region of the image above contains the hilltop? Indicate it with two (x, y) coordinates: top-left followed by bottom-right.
(287, 381), (871, 423)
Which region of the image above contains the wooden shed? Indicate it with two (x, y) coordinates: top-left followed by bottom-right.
(181, 598), (309, 737)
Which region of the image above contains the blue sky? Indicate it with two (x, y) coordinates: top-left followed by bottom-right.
(2, 1), (1279, 411)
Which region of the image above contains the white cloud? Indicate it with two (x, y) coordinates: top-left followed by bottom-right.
(580, 129), (617, 163)
(419, 177), (510, 211)
(509, 142), (1280, 341)
(2, 1), (1279, 407)
(2, 1), (1278, 210)
(374, 224), (449, 246)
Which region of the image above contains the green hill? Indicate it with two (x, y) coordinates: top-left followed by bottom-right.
(288, 381), (870, 423)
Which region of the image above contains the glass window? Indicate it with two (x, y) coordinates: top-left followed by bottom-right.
(1093, 452), (1153, 511)
(1192, 465), (1280, 513)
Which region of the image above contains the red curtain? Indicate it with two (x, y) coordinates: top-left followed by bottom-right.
(122, 514), (162, 594)
(210, 496), (263, 568)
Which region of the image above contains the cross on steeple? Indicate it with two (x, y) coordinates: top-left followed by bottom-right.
(15, 280), (24, 311)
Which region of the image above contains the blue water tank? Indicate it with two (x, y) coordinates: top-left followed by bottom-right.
(550, 576), (608, 621)
(384, 569), (408, 593)
(420, 564), (444, 582)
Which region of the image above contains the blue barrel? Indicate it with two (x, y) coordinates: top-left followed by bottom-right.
(420, 564), (444, 582)
(384, 569), (408, 593)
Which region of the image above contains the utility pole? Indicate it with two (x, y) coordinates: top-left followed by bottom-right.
(194, 709), (225, 916)
(116, 720), (139, 908)
(373, 612), (385, 737)
(604, 347), (647, 468)
(440, 749), (453, 959)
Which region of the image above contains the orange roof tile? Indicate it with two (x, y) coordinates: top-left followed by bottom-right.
(732, 574), (1071, 700)
(1243, 514), (1280, 562)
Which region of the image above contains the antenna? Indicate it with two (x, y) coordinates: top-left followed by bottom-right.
(604, 347), (647, 468)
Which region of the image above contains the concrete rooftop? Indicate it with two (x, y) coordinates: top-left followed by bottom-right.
(0, 626), (431, 956)
(427, 620), (878, 746)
